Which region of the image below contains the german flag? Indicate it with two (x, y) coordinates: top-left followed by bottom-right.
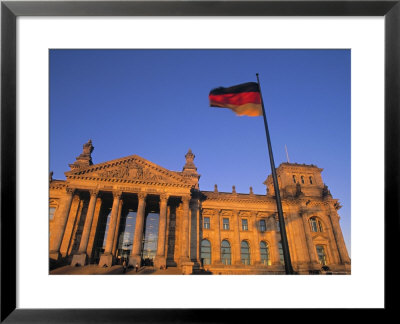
(209, 82), (262, 117)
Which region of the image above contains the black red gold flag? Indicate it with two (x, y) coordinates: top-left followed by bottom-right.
(209, 82), (262, 117)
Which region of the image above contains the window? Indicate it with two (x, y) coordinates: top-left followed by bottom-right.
(241, 241), (251, 265)
(292, 175), (297, 183)
(259, 219), (266, 232)
(49, 207), (56, 220)
(278, 241), (285, 265)
(222, 218), (230, 230)
(309, 217), (323, 232)
(301, 176), (305, 184)
(260, 241), (271, 265)
(200, 239), (211, 265)
(203, 217), (210, 229)
(316, 245), (328, 265)
(241, 219), (248, 231)
(309, 176), (313, 184)
(221, 240), (231, 265)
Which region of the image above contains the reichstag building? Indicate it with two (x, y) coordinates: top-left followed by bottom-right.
(49, 140), (351, 274)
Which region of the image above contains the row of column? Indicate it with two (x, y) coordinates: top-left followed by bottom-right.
(208, 209), (282, 266)
(51, 187), (192, 268)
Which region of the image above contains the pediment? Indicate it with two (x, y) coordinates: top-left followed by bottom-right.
(65, 154), (190, 186)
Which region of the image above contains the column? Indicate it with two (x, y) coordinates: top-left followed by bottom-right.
(301, 213), (320, 267)
(86, 196), (103, 258)
(98, 191), (122, 267)
(328, 208), (351, 265)
(129, 192), (147, 267)
(213, 209), (222, 264)
(233, 211), (241, 265)
(269, 216), (281, 266)
(180, 195), (191, 262)
(78, 190), (98, 254)
(70, 189), (98, 266)
(49, 187), (75, 260)
(252, 212), (261, 264)
(154, 194), (169, 268)
(112, 199), (124, 257)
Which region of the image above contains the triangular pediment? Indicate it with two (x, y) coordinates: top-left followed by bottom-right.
(65, 154), (191, 186)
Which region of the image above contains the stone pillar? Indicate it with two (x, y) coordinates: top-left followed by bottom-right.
(328, 207), (351, 265)
(233, 211), (241, 265)
(86, 197), (103, 258)
(98, 191), (122, 267)
(269, 218), (281, 266)
(301, 213), (320, 268)
(112, 199), (124, 257)
(154, 194), (169, 269)
(49, 187), (75, 260)
(252, 212), (261, 264)
(213, 209), (222, 264)
(129, 192), (147, 267)
(71, 189), (98, 266)
(180, 195), (194, 274)
(180, 195), (191, 263)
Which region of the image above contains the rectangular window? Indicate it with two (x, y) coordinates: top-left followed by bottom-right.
(316, 245), (327, 265)
(49, 207), (56, 220)
(241, 219), (248, 231)
(203, 217), (210, 229)
(222, 218), (230, 230)
(259, 219), (266, 232)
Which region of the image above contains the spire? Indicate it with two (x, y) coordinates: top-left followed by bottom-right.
(182, 148), (198, 176)
(69, 139), (94, 170)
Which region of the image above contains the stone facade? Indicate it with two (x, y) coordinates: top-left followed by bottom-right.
(49, 140), (351, 274)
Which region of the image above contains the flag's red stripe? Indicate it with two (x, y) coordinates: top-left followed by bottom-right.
(209, 92), (261, 106)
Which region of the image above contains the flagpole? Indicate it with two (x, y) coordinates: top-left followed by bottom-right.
(256, 73), (294, 274)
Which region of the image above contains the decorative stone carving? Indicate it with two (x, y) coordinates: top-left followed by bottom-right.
(137, 192), (147, 200)
(89, 189), (99, 197)
(69, 139), (94, 170)
(322, 185), (332, 198)
(65, 187), (75, 195)
(214, 184), (218, 193)
(97, 162), (167, 182)
(113, 190), (122, 199)
(232, 186), (236, 194)
(182, 149), (198, 176)
(49, 171), (53, 182)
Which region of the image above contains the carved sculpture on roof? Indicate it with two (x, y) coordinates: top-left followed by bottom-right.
(96, 161), (168, 182)
(69, 139), (94, 170)
(214, 184), (218, 193)
(296, 182), (304, 197)
(182, 149), (198, 176)
(322, 184), (332, 198)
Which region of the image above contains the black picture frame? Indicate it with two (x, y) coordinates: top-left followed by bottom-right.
(1, 0), (399, 322)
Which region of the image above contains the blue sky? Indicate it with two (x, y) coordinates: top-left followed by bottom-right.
(50, 49), (351, 256)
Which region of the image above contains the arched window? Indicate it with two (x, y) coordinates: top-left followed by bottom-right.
(278, 241), (285, 265)
(293, 175), (297, 183)
(309, 217), (323, 232)
(200, 239), (211, 266)
(316, 245), (328, 265)
(241, 241), (251, 265)
(301, 176), (305, 184)
(221, 240), (231, 265)
(309, 176), (313, 184)
(260, 241), (271, 265)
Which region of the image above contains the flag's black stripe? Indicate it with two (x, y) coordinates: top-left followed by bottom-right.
(209, 82), (260, 95)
